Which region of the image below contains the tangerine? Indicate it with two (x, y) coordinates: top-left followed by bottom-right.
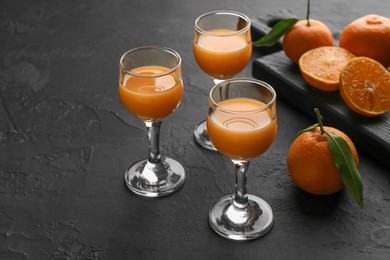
(282, 19), (333, 63)
(287, 126), (359, 195)
(339, 14), (390, 68)
(298, 46), (355, 91)
(340, 57), (390, 117)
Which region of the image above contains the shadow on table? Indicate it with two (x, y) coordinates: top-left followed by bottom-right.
(293, 187), (343, 216)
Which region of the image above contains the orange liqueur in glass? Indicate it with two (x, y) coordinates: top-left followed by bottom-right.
(207, 98), (277, 160)
(193, 29), (252, 80)
(119, 66), (183, 121)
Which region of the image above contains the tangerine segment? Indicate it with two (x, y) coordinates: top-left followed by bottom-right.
(340, 57), (390, 117)
(299, 46), (355, 91)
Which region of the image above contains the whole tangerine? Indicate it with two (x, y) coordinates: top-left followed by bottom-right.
(287, 126), (359, 195)
(339, 14), (390, 68)
(282, 19), (334, 63)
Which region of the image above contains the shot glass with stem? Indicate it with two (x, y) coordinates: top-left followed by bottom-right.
(193, 10), (252, 151)
(207, 78), (277, 240)
(118, 46), (186, 197)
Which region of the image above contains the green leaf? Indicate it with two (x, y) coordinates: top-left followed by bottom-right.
(326, 133), (364, 208)
(253, 18), (299, 47)
(297, 123), (318, 136)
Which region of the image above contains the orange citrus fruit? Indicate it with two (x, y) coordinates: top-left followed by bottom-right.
(298, 46), (355, 91)
(287, 126), (359, 195)
(282, 19), (334, 63)
(340, 57), (390, 117)
(340, 14), (390, 68)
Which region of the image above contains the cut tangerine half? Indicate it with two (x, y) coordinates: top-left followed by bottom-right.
(299, 46), (355, 91)
(340, 57), (390, 117)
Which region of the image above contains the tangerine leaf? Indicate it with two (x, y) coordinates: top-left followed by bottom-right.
(253, 18), (299, 47)
(297, 123), (318, 136)
(326, 133), (364, 208)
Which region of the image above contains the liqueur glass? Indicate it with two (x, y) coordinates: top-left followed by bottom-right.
(207, 78), (277, 240)
(118, 46), (185, 197)
(193, 10), (252, 151)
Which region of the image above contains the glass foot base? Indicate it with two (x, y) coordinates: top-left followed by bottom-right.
(193, 120), (217, 151)
(124, 157), (185, 197)
(209, 194), (274, 241)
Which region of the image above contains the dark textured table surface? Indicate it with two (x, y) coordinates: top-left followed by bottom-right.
(1, 0), (390, 259)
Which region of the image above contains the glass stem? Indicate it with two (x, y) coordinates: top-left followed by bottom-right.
(232, 160), (250, 209)
(145, 121), (162, 164)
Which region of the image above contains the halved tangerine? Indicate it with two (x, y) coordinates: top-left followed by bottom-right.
(299, 46), (355, 91)
(340, 57), (390, 117)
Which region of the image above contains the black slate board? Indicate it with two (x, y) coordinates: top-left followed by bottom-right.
(252, 51), (390, 170)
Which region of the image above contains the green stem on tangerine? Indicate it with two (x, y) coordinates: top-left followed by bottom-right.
(314, 108), (325, 135)
(306, 0), (311, 26)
